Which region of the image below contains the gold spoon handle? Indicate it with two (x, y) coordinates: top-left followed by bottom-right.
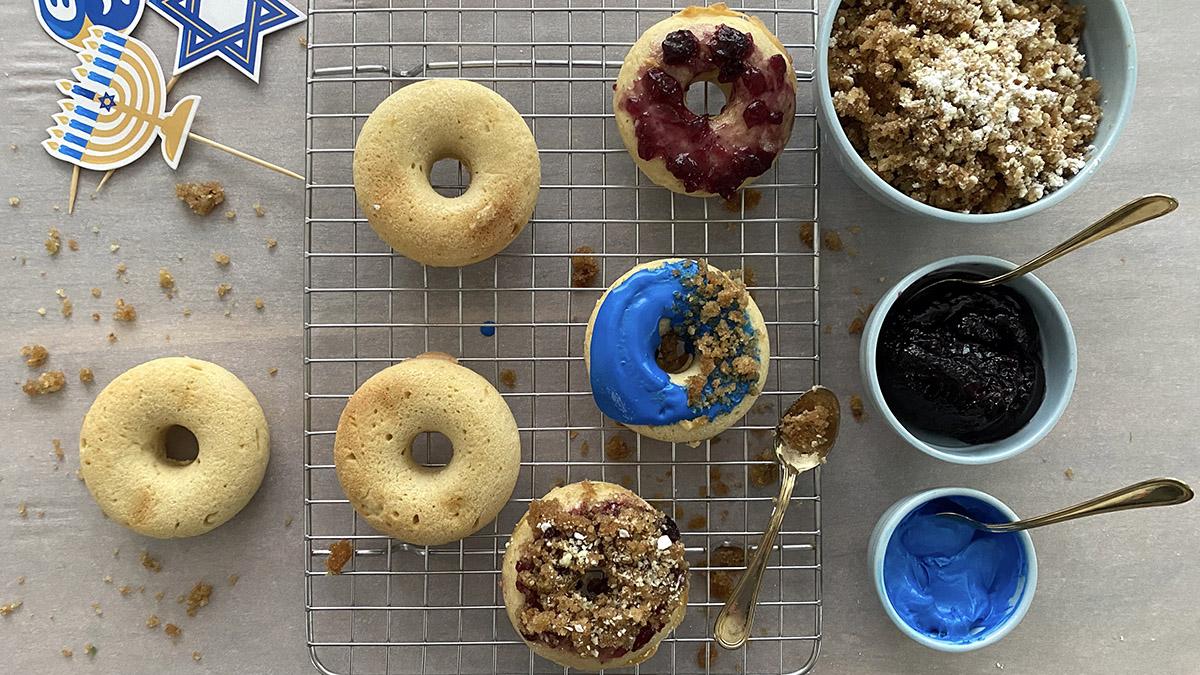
(714, 468), (797, 650)
(963, 478), (1194, 533)
(984, 194), (1179, 287)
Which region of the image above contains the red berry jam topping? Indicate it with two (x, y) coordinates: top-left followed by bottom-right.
(621, 25), (796, 198)
(512, 494), (688, 660)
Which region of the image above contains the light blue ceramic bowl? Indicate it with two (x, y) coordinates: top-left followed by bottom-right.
(816, 0), (1137, 224)
(860, 256), (1077, 464)
(868, 488), (1038, 652)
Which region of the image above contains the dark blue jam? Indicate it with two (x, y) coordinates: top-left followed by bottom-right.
(876, 271), (1046, 444)
(621, 25), (795, 199)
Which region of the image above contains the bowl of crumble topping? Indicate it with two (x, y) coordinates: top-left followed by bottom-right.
(817, 0), (1136, 223)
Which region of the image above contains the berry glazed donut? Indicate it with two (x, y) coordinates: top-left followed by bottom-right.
(353, 79), (541, 267)
(79, 357), (270, 539)
(333, 353), (521, 546)
(614, 4), (797, 198)
(584, 258), (770, 444)
(501, 481), (688, 671)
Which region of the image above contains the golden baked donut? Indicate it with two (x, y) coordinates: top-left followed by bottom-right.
(333, 353), (521, 546)
(79, 357), (270, 538)
(353, 79), (541, 267)
(501, 481), (688, 671)
(584, 258), (770, 444)
(613, 4), (797, 198)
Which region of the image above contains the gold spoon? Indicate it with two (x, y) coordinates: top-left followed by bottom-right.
(910, 194), (1178, 301)
(937, 478), (1193, 533)
(713, 386), (841, 650)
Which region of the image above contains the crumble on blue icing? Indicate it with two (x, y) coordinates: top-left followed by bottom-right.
(588, 259), (761, 426)
(883, 496), (1028, 643)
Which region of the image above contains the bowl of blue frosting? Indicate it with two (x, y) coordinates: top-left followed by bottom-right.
(868, 487), (1037, 651)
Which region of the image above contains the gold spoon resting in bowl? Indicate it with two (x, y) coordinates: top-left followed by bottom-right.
(909, 194), (1178, 302)
(937, 478), (1193, 533)
(714, 386), (840, 650)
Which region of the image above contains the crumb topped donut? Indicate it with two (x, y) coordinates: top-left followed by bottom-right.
(502, 481), (688, 671)
(614, 4), (797, 198)
(79, 357), (270, 538)
(584, 258), (770, 444)
(353, 79), (541, 267)
(333, 353), (521, 546)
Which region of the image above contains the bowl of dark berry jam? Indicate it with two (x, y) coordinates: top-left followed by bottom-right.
(861, 256), (1077, 464)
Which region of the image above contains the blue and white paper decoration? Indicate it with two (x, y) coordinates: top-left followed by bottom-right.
(147, 0), (304, 83)
(36, 0), (146, 51)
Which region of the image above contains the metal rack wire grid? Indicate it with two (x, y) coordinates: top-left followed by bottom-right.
(304, 0), (823, 673)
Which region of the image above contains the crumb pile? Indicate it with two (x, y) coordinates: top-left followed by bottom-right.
(708, 544), (746, 600)
(670, 260), (761, 416)
(571, 246), (599, 287)
(175, 182), (226, 215)
(513, 497), (687, 660)
(829, 0), (1100, 212)
(779, 404), (832, 451)
(326, 540), (352, 574)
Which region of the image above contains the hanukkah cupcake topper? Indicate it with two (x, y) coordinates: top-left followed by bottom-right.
(43, 28), (301, 179)
(36, 0), (146, 51)
(147, 0), (305, 82)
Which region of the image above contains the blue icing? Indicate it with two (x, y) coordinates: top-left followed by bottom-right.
(883, 497), (1028, 644)
(588, 260), (757, 426)
(480, 320), (496, 337)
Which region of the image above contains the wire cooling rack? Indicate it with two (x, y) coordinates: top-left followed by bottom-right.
(304, 1), (823, 673)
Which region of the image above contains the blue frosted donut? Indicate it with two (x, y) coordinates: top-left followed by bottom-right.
(584, 258), (770, 444)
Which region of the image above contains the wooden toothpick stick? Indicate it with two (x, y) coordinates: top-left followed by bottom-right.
(68, 165), (80, 214)
(187, 132), (303, 181)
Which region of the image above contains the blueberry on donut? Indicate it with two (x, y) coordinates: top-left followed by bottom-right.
(614, 4), (798, 198)
(501, 481), (689, 671)
(584, 258), (770, 444)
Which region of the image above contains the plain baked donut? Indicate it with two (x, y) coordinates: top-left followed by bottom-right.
(353, 79), (541, 267)
(79, 357), (270, 539)
(333, 353), (521, 546)
(501, 481), (688, 671)
(584, 258), (770, 444)
(614, 4), (797, 198)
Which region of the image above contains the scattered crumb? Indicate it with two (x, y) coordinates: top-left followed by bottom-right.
(83, 643), (97, 657)
(22, 370), (66, 396)
(284, 515), (294, 528)
(17, 577), (24, 585)
(91, 602), (102, 616)
(146, 614), (160, 629)
(8, 196), (19, 207)
(265, 238), (277, 249)
(109, 243), (120, 253)
(579, 441), (590, 457)
(605, 434), (632, 462)
(822, 230), (844, 252)
(113, 298), (136, 321)
(118, 586), (133, 597)
(52, 439), (65, 463)
(749, 450), (780, 487)
(569, 430), (580, 440)
(0, 600), (22, 616)
(20, 344), (48, 367)
(192, 651), (202, 662)
(115, 264), (127, 282)
(227, 574), (239, 587)
(45, 228), (62, 255)
(722, 187), (763, 212)
(16, 502), (26, 518)
(696, 642), (720, 669)
(499, 368), (517, 389)
(164, 624), (182, 640)
(686, 514), (706, 529)
(60, 297), (73, 318)
(67, 239), (79, 251)
(298, 35), (308, 47)
(848, 303), (875, 335)
(175, 182), (225, 216)
(709, 466), (730, 497)
(1064, 468), (1074, 480)
(254, 298), (264, 310)
(140, 551), (162, 573)
(182, 308), (192, 317)
(326, 540), (353, 574)
(154, 591), (165, 602)
(799, 222), (814, 250)
(253, 203), (266, 217)
(709, 545), (746, 600)
(570, 246), (599, 287)
(268, 367), (278, 377)
(106, 332), (117, 343)
(79, 368), (94, 383)
(36, 307), (47, 317)
(61, 647), (73, 658)
(212, 252), (230, 266)
(158, 268), (176, 297)
(224, 210), (236, 220)
(185, 582), (212, 617)
(216, 283), (232, 299)
(849, 395), (866, 423)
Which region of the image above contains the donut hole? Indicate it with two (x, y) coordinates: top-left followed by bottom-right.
(655, 329), (694, 375)
(577, 567), (610, 599)
(159, 425), (199, 465)
(684, 80), (730, 117)
(410, 431), (454, 469)
(428, 157), (471, 198)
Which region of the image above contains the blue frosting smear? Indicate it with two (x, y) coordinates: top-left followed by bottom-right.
(883, 497), (1027, 643)
(588, 260), (757, 426)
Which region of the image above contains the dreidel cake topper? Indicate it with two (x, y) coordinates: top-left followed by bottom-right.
(35, 0), (146, 51)
(44, 28), (199, 171)
(148, 0), (305, 83)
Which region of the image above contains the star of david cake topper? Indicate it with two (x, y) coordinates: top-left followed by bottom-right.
(147, 0), (305, 82)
